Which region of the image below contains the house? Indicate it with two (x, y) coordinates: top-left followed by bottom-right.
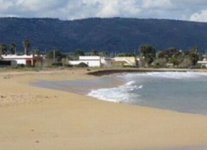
(2, 54), (43, 66)
(68, 56), (112, 67)
(113, 56), (137, 67)
(198, 58), (207, 68)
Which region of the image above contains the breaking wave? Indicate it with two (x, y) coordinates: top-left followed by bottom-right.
(88, 80), (142, 103)
(122, 72), (207, 80)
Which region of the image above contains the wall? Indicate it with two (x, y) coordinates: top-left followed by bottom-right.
(16, 59), (27, 65)
(113, 57), (137, 66)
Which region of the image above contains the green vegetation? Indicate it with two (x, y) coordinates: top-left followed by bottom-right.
(1, 18), (207, 53)
(23, 39), (31, 55)
(76, 62), (88, 68)
(139, 44), (202, 68)
(44, 49), (67, 67)
(139, 45), (156, 66)
(10, 43), (16, 54)
(73, 49), (85, 59)
(0, 41), (32, 55)
(117, 53), (135, 57)
(0, 32), (204, 69)
(91, 49), (98, 56)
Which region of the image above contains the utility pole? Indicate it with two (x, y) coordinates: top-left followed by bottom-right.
(53, 50), (56, 63)
(134, 49), (136, 56)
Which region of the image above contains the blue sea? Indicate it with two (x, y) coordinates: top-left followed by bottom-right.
(88, 72), (207, 115)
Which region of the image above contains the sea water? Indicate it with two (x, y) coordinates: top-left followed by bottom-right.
(88, 72), (207, 115)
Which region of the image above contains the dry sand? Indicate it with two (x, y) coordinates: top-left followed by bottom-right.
(0, 68), (207, 150)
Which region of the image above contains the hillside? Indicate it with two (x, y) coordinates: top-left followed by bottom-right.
(0, 17), (207, 53)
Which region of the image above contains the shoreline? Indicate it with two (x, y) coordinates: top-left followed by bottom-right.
(1, 69), (207, 149)
(33, 69), (207, 115)
(87, 68), (195, 76)
(32, 74), (124, 95)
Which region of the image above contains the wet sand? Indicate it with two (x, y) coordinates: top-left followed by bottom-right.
(33, 74), (124, 94)
(0, 68), (207, 150)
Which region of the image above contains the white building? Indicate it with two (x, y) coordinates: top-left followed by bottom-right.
(69, 56), (112, 67)
(198, 58), (207, 67)
(100, 57), (112, 67)
(113, 56), (137, 67)
(2, 54), (43, 66)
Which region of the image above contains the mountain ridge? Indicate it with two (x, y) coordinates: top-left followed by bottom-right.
(0, 17), (207, 53)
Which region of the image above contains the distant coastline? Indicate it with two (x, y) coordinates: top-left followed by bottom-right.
(87, 68), (200, 76)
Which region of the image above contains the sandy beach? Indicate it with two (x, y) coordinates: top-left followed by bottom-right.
(0, 68), (207, 150)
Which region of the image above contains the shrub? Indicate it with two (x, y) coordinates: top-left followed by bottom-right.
(76, 62), (88, 68)
(17, 64), (25, 68)
(66, 64), (73, 67)
(52, 62), (63, 66)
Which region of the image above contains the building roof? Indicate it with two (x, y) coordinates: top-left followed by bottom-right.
(79, 56), (101, 60)
(2, 54), (42, 59)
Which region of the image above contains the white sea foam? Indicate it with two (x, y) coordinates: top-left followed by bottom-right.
(87, 81), (141, 103)
(138, 85), (143, 89)
(88, 72), (207, 104)
(89, 72), (207, 115)
(126, 81), (136, 86)
(123, 72), (207, 80)
(147, 72), (203, 79)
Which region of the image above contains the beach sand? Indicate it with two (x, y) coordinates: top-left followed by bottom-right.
(0, 69), (207, 150)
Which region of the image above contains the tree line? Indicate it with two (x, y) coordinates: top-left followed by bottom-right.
(0, 40), (204, 68)
(139, 45), (201, 68)
(0, 40), (32, 55)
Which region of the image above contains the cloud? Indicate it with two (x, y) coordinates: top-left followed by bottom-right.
(42, 0), (141, 19)
(190, 10), (207, 22)
(0, 0), (207, 22)
(96, 0), (141, 17)
(142, 0), (173, 9)
(19, 0), (67, 11)
(0, 0), (14, 12)
(96, 1), (120, 17)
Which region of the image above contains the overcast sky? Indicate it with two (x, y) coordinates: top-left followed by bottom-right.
(1, 0), (207, 22)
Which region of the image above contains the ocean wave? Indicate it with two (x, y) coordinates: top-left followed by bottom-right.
(88, 72), (207, 104)
(87, 81), (142, 103)
(123, 72), (207, 80)
(147, 72), (205, 79)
